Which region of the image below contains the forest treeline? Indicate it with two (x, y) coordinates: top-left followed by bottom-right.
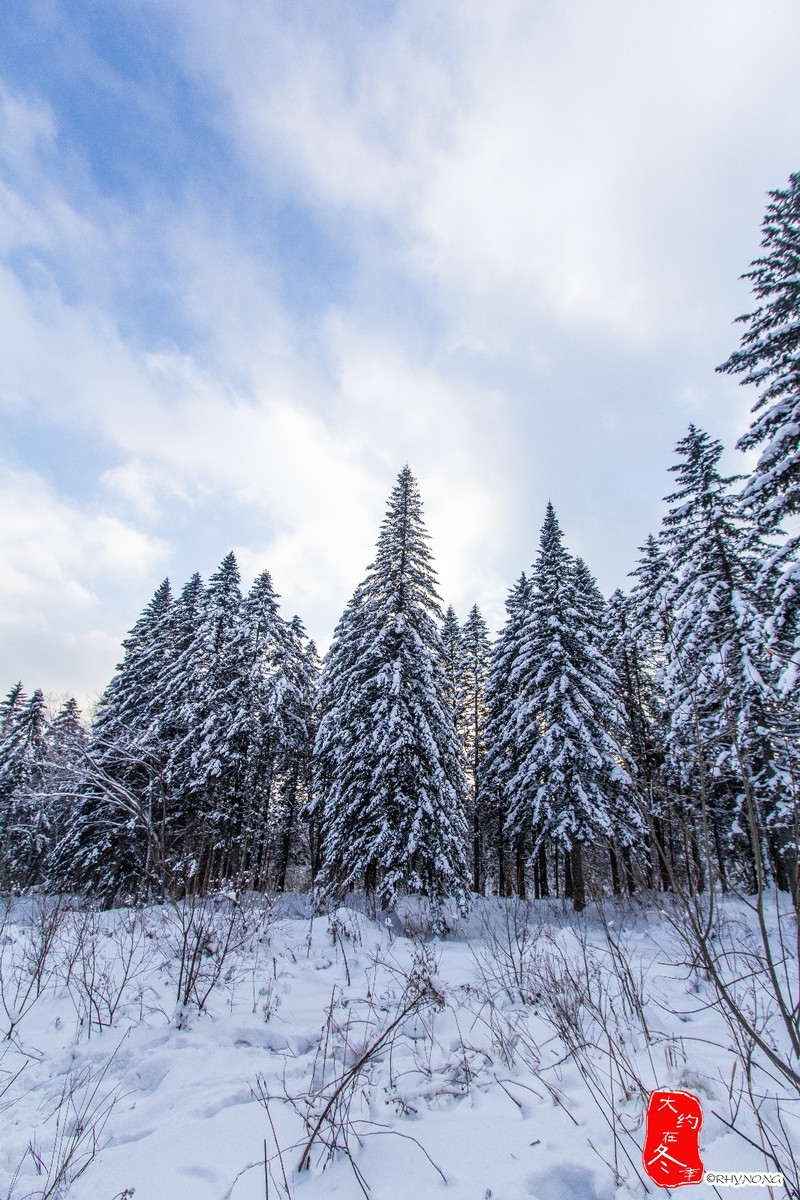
(1, 173), (799, 912)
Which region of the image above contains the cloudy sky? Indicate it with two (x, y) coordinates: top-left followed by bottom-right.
(1, 0), (799, 709)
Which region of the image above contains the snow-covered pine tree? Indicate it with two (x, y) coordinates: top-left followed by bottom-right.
(573, 555), (643, 893)
(42, 697), (88, 886)
(161, 571), (206, 874)
(92, 578), (175, 755)
(0, 688), (49, 887)
(186, 552), (251, 884)
(660, 425), (796, 893)
(233, 570), (318, 890)
(233, 568), (287, 887)
(309, 590), (371, 884)
(459, 604), (491, 893)
(481, 573), (532, 895)
(441, 605), (463, 725)
(506, 504), (629, 910)
(603, 588), (665, 891)
(314, 466), (469, 910)
(270, 615), (319, 893)
(718, 172), (800, 532)
(0, 682), (26, 739)
(58, 580), (175, 897)
(717, 172), (800, 690)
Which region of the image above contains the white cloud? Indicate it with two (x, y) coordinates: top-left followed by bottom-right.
(0, 464), (169, 613)
(2, 0), (800, 698)
(159, 0), (800, 353)
(0, 463), (170, 704)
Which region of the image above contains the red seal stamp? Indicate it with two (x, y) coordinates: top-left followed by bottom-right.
(643, 1089), (704, 1188)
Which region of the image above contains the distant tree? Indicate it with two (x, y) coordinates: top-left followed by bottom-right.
(314, 466), (469, 910)
(440, 605), (463, 724)
(0, 682), (26, 738)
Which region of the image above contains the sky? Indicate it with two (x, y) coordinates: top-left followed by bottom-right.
(1, 0), (799, 711)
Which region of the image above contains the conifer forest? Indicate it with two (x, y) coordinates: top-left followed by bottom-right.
(4, 174), (800, 917)
(1, 174), (799, 1200)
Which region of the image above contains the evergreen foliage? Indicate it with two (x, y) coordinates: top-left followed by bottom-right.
(718, 172), (800, 693)
(314, 466), (469, 909)
(658, 425), (797, 891)
(459, 605), (491, 893)
(505, 504), (631, 910)
(718, 172), (800, 533)
(481, 574), (531, 896)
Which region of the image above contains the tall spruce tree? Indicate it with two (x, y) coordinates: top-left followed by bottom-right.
(718, 172), (800, 689)
(604, 587), (668, 890)
(660, 425), (796, 892)
(718, 172), (800, 534)
(0, 688), (49, 887)
(460, 605), (491, 893)
(313, 466), (469, 910)
(270, 615), (319, 893)
(162, 571), (206, 872)
(60, 580), (175, 897)
(481, 573), (532, 895)
(441, 606), (463, 725)
(506, 504), (628, 910)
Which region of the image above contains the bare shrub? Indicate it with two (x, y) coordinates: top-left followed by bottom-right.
(0, 898), (67, 1044)
(251, 939), (448, 1197)
(471, 897), (545, 1007)
(162, 890), (272, 1022)
(60, 907), (154, 1039)
(6, 1042), (126, 1200)
(663, 894), (800, 1196)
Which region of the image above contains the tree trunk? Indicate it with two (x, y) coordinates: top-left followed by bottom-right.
(572, 843), (586, 913)
(564, 848), (573, 900)
(275, 767), (299, 893)
(515, 844), (526, 899)
(497, 804), (507, 896)
(609, 844), (621, 896)
(538, 843), (549, 897)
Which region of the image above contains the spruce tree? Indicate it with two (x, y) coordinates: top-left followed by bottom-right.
(44, 698), (88, 874)
(718, 172), (800, 689)
(78, 579), (175, 896)
(718, 172), (800, 533)
(270, 615), (319, 892)
(440, 606), (463, 725)
(481, 574), (532, 895)
(314, 466), (469, 910)
(0, 688), (49, 887)
(188, 553), (250, 883)
(459, 605), (491, 893)
(162, 571), (206, 871)
(659, 425), (796, 892)
(604, 588), (666, 891)
(506, 504), (629, 910)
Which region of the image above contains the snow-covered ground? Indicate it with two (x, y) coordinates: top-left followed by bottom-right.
(0, 893), (795, 1200)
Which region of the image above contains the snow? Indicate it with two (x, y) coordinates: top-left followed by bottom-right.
(0, 893), (795, 1200)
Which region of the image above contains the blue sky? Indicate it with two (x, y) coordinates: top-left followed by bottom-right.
(2, 0), (800, 709)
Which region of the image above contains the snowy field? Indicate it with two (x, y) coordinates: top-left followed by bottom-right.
(0, 893), (796, 1200)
